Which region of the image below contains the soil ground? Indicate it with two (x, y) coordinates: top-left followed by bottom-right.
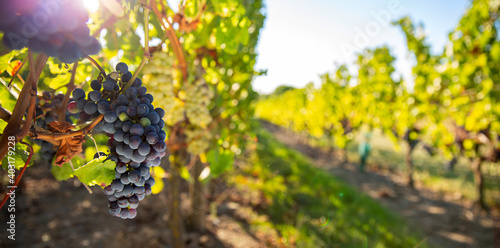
(0, 162), (274, 248)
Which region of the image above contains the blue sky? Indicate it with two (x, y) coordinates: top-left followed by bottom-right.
(253, 0), (471, 93)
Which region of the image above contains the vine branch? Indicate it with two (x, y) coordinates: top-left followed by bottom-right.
(0, 52), (48, 163)
(151, 0), (188, 80)
(57, 62), (78, 122)
(86, 56), (107, 77)
(123, 3), (152, 92)
(33, 114), (104, 142)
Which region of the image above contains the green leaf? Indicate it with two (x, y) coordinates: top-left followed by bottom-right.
(51, 155), (85, 181)
(207, 148), (234, 177)
(179, 164), (191, 182)
(1, 137), (32, 170)
(73, 157), (116, 186)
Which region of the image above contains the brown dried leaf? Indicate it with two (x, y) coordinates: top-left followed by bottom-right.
(47, 121), (74, 133)
(48, 121), (85, 167)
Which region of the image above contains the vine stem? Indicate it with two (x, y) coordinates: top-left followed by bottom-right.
(123, 4), (151, 92)
(86, 56), (107, 77)
(0, 52), (48, 163)
(151, 0), (188, 80)
(33, 114), (104, 142)
(0, 141), (33, 210)
(57, 62), (78, 122)
(0, 106), (11, 121)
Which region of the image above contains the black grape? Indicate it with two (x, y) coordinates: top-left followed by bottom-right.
(116, 62), (129, 74)
(72, 88), (86, 100)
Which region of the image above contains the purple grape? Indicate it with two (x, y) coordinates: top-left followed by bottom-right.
(117, 94), (129, 105)
(97, 101), (110, 114)
(145, 94), (154, 103)
(72, 88), (85, 100)
(127, 170), (141, 183)
(146, 132), (159, 145)
(129, 162), (141, 169)
(147, 111), (160, 124)
(138, 143), (151, 156)
(153, 141), (167, 152)
(137, 86), (147, 96)
(88, 90), (102, 102)
(129, 98), (141, 108)
(134, 186), (145, 194)
(122, 71), (133, 82)
(122, 121), (132, 132)
(115, 105), (128, 115)
(127, 106), (137, 117)
(130, 124), (144, 136)
(103, 122), (116, 134)
(104, 111), (118, 123)
(125, 87), (137, 100)
(103, 80), (114, 91)
(91, 80), (101, 90)
(76, 99), (87, 110)
(129, 136), (142, 149)
(137, 104), (149, 116)
(115, 162), (127, 173)
(132, 151), (146, 163)
(103, 186), (114, 195)
(155, 108), (165, 118)
(146, 177), (155, 187)
(111, 179), (124, 191)
(116, 62), (128, 74)
(128, 208), (137, 219)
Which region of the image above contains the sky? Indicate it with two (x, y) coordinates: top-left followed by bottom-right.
(252, 0), (471, 93)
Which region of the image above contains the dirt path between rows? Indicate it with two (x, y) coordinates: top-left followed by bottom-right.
(261, 120), (497, 248)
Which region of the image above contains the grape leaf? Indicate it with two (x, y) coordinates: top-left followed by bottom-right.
(73, 157), (116, 186)
(1, 138), (32, 171)
(206, 148), (233, 177)
(48, 121), (85, 167)
(50, 155), (85, 181)
(0, 82), (18, 112)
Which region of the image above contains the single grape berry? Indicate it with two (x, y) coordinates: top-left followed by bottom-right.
(104, 111), (118, 123)
(103, 80), (115, 91)
(138, 143), (151, 156)
(155, 108), (165, 118)
(91, 80), (101, 90)
(89, 90), (102, 102)
(146, 132), (159, 145)
(130, 124), (144, 136)
(125, 87), (137, 100)
(84, 102), (98, 115)
(122, 71), (133, 82)
(72, 88), (85, 100)
(140, 117), (151, 127)
(116, 62), (129, 74)
(136, 104), (149, 117)
(67, 101), (80, 114)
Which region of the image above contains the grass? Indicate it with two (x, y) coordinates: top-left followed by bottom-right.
(227, 127), (434, 248)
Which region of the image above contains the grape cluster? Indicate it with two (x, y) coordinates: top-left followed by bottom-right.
(34, 92), (78, 162)
(70, 62), (167, 219)
(143, 52), (214, 155)
(0, 0), (100, 63)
